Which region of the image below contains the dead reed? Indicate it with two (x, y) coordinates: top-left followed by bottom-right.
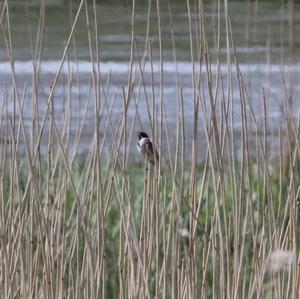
(0, 0), (299, 298)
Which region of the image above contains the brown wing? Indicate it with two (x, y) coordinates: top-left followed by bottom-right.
(146, 141), (159, 164)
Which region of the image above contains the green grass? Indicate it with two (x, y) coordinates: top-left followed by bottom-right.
(0, 0), (299, 297)
(1, 155), (298, 298)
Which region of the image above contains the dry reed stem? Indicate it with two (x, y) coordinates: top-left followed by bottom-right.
(0, 0), (299, 298)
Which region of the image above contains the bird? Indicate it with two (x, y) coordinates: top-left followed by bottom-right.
(136, 132), (159, 165)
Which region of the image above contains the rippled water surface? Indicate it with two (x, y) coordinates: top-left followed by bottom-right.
(1, 1), (300, 157)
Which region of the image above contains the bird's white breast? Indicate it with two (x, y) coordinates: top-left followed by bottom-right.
(137, 138), (148, 156)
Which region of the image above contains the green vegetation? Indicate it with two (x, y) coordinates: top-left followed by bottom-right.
(0, 0), (299, 298)
(1, 152), (299, 298)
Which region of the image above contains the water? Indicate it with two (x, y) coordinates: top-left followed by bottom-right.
(0, 1), (300, 159)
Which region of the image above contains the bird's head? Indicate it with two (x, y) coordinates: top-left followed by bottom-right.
(137, 132), (149, 140)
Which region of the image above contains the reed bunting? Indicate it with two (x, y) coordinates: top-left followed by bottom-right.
(137, 132), (159, 165)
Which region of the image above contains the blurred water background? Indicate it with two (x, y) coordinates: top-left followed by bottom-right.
(1, 0), (300, 159)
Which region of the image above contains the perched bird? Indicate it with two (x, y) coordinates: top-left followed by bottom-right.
(136, 132), (159, 165)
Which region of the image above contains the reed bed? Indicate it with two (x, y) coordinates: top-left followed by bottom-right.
(0, 0), (299, 298)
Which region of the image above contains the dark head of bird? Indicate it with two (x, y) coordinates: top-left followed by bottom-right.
(137, 132), (149, 140)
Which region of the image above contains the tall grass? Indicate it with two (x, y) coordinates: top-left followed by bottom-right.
(0, 0), (299, 298)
